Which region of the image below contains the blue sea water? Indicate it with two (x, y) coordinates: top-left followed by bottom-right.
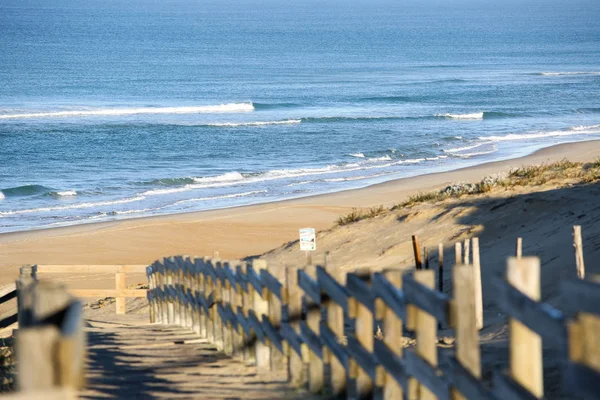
(1, 0), (599, 233)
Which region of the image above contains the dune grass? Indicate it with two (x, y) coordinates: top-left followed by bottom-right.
(336, 159), (600, 226)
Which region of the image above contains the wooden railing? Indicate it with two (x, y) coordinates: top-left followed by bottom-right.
(36, 264), (148, 314)
(0, 284), (18, 330)
(146, 254), (600, 399)
(13, 265), (84, 397)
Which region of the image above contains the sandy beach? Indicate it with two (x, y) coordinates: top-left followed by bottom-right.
(2, 139), (600, 288)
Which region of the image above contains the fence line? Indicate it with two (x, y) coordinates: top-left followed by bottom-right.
(36, 264), (147, 314)
(146, 247), (600, 399)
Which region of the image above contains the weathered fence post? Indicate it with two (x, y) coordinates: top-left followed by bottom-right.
(240, 262), (257, 365)
(252, 259), (271, 373)
(455, 242), (462, 265)
(414, 270), (437, 400)
(412, 235), (423, 270)
(573, 225), (585, 279)
(438, 243), (444, 294)
(452, 264), (481, 399)
(285, 265), (307, 387)
(348, 269), (374, 398)
(213, 260), (225, 351)
(516, 237), (523, 259)
(379, 269), (404, 400)
(267, 263), (287, 375)
(463, 238), (470, 266)
(16, 265), (37, 327)
(303, 264), (324, 393)
(507, 257), (543, 398)
(472, 237), (483, 330)
(115, 269), (126, 315)
(16, 280), (85, 391)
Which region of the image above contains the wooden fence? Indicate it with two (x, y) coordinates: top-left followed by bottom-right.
(13, 265), (84, 398)
(36, 264), (148, 314)
(0, 284), (17, 330)
(146, 252), (600, 399)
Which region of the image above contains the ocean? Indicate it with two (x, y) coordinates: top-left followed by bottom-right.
(1, 0), (599, 233)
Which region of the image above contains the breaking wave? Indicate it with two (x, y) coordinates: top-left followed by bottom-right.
(0, 103), (255, 119)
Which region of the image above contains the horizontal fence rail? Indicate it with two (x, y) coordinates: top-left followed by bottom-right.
(37, 264), (148, 314)
(0, 284), (18, 329)
(146, 253), (600, 400)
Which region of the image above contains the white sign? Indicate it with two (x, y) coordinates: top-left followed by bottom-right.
(299, 227), (316, 251)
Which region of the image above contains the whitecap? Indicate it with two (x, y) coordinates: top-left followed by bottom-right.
(349, 153), (366, 158)
(0, 103), (255, 120)
(207, 119), (300, 127)
(438, 112), (484, 120)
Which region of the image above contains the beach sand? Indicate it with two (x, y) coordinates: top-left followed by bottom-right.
(2, 140), (600, 288)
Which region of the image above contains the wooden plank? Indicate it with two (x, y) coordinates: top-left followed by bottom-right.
(403, 349), (450, 400)
(463, 238), (470, 265)
(403, 273), (451, 325)
(298, 269), (320, 305)
(491, 277), (566, 349)
(412, 235), (423, 269)
(455, 242), (462, 265)
(280, 322), (303, 357)
(299, 320), (323, 359)
(438, 243), (444, 294)
(452, 265), (481, 400)
(0, 311), (18, 329)
(346, 336), (376, 380)
(322, 267), (347, 395)
(346, 273), (375, 312)
(560, 279), (600, 317)
(17, 325), (61, 390)
(444, 357), (494, 400)
(252, 259), (270, 373)
(36, 264), (147, 274)
(248, 309), (266, 342)
(0, 284), (16, 305)
(492, 371), (538, 400)
(372, 273), (407, 321)
(320, 320), (349, 370)
(472, 237), (483, 330)
(261, 316), (284, 354)
(115, 272), (126, 314)
(68, 289), (148, 298)
(260, 269), (282, 300)
(285, 265), (306, 387)
(316, 266), (348, 311)
(507, 257), (543, 398)
(573, 225), (585, 279)
(373, 339), (409, 390)
(302, 264), (324, 394)
(414, 270), (439, 400)
(266, 264), (286, 373)
(246, 264), (263, 294)
(516, 237), (523, 259)
(380, 269), (407, 400)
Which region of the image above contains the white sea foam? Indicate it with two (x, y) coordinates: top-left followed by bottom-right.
(208, 119), (300, 127)
(0, 103), (255, 119)
(0, 192), (4, 200)
(55, 190), (77, 197)
(484, 124), (600, 142)
(0, 196), (146, 216)
(192, 172), (245, 184)
(444, 142), (494, 153)
(438, 112), (484, 120)
(349, 153), (366, 158)
(539, 72), (600, 76)
(172, 190), (267, 206)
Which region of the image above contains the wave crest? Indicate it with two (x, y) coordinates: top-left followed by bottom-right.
(0, 103), (255, 120)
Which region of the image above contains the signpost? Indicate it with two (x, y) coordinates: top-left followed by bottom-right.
(299, 228), (316, 265)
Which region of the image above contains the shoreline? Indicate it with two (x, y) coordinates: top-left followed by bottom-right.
(1, 139), (600, 285)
